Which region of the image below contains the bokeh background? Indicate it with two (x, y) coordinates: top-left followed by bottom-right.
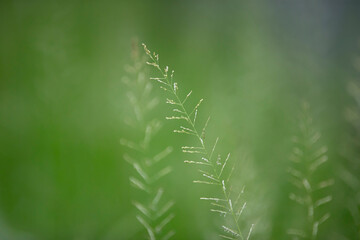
(1, 1), (360, 239)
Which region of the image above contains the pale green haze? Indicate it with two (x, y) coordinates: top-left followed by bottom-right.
(0, 1), (360, 240)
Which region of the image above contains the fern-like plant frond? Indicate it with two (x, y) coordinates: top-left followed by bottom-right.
(287, 103), (333, 240)
(142, 43), (254, 240)
(341, 53), (360, 236)
(121, 41), (175, 240)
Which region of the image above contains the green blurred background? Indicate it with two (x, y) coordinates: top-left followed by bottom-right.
(1, 1), (360, 239)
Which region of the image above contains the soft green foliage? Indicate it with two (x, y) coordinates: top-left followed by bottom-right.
(287, 103), (333, 240)
(121, 42), (175, 240)
(342, 56), (360, 236)
(142, 43), (254, 240)
(1, 2), (360, 239)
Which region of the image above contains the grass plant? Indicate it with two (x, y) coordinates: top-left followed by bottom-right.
(142, 43), (254, 240)
(120, 41), (175, 240)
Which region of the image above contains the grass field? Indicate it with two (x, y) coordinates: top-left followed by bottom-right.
(1, 1), (360, 239)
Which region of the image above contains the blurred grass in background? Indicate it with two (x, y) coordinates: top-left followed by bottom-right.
(1, 0), (360, 239)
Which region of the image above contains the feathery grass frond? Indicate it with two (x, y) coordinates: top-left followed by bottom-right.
(121, 41), (175, 240)
(142, 43), (253, 240)
(342, 52), (360, 237)
(288, 103), (333, 240)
